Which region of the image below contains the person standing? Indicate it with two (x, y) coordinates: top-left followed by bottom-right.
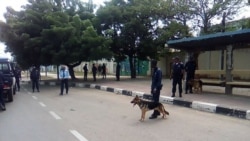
(59, 65), (70, 95)
(0, 71), (6, 111)
(170, 56), (184, 97)
(83, 64), (88, 81)
(92, 63), (97, 81)
(116, 63), (121, 81)
(14, 66), (21, 91)
(98, 64), (102, 77)
(30, 66), (40, 92)
(184, 56), (197, 94)
(102, 63), (106, 79)
(149, 60), (163, 119)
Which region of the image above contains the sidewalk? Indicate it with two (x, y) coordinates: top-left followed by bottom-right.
(23, 73), (250, 120)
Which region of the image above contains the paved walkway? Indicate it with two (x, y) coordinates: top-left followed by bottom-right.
(22, 73), (250, 119)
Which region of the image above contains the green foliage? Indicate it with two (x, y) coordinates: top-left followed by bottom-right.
(0, 0), (111, 69)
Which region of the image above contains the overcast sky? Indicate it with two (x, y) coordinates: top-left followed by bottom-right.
(0, 0), (249, 58)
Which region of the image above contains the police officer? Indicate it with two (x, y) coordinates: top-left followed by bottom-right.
(0, 71), (6, 111)
(83, 64), (88, 81)
(149, 60), (163, 119)
(14, 66), (21, 91)
(171, 56), (184, 97)
(30, 66), (40, 92)
(184, 56), (197, 94)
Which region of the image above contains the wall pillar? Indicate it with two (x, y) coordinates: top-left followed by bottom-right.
(225, 45), (233, 94)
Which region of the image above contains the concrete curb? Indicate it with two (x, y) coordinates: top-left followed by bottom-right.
(22, 81), (250, 120)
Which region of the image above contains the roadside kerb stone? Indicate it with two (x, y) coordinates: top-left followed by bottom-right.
(247, 110), (250, 120)
(21, 80), (250, 120)
(192, 101), (217, 113)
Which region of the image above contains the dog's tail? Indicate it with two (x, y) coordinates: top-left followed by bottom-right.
(162, 105), (169, 115)
(164, 110), (170, 115)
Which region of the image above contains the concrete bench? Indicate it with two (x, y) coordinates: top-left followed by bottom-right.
(195, 70), (225, 75)
(226, 81), (250, 88)
(201, 79), (225, 87)
(195, 70), (225, 87)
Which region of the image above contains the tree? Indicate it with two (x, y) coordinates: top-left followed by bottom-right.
(189, 0), (246, 34)
(0, 0), (112, 79)
(95, 0), (185, 78)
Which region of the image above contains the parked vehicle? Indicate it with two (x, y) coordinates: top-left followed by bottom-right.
(0, 58), (16, 102)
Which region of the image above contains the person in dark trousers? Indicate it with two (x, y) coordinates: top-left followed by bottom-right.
(14, 66), (21, 91)
(116, 63), (121, 81)
(83, 64), (88, 81)
(98, 64), (102, 77)
(149, 60), (163, 119)
(92, 63), (97, 81)
(170, 56), (185, 97)
(0, 71), (6, 111)
(30, 66), (40, 92)
(184, 56), (197, 94)
(59, 65), (70, 95)
(102, 63), (106, 79)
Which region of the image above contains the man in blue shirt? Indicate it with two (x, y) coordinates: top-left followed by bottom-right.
(149, 60), (163, 119)
(59, 65), (70, 95)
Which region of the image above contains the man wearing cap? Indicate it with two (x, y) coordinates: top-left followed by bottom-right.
(149, 60), (163, 119)
(170, 56), (184, 97)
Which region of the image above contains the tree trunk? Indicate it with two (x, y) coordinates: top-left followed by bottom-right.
(68, 66), (76, 80)
(129, 55), (136, 79)
(66, 61), (82, 80)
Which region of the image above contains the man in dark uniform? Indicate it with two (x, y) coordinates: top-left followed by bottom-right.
(184, 56), (197, 94)
(14, 66), (21, 91)
(83, 64), (88, 81)
(0, 71), (6, 111)
(149, 60), (163, 119)
(30, 66), (40, 92)
(92, 63), (97, 81)
(116, 63), (121, 81)
(171, 56), (184, 97)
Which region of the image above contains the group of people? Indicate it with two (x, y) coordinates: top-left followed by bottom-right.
(149, 55), (196, 119)
(83, 63), (107, 81)
(29, 65), (70, 95)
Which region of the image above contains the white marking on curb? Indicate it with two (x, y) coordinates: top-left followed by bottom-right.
(49, 82), (56, 86)
(100, 86), (108, 91)
(39, 102), (46, 107)
(90, 84), (96, 88)
(70, 130), (88, 141)
(192, 101), (217, 113)
(246, 110), (250, 120)
(32, 96), (38, 100)
(49, 111), (61, 120)
(76, 83), (85, 88)
(40, 81), (45, 85)
(114, 88), (123, 95)
(132, 91), (144, 97)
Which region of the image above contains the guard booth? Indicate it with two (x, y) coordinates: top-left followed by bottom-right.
(166, 29), (250, 94)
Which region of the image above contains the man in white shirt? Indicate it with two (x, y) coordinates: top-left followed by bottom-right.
(59, 65), (70, 95)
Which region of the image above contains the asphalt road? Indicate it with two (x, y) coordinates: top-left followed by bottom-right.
(0, 85), (250, 141)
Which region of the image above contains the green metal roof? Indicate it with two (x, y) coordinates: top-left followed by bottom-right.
(167, 28), (250, 51)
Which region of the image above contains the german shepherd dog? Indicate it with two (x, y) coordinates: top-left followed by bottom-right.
(188, 79), (203, 93)
(131, 95), (169, 121)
